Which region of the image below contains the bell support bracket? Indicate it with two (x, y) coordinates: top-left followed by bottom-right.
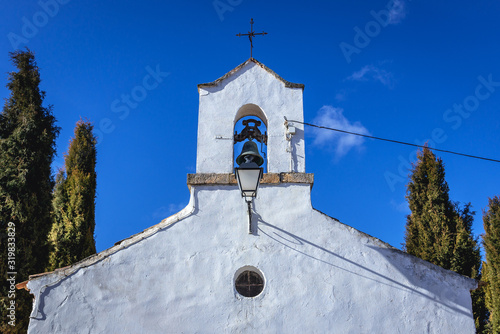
(234, 119), (267, 145)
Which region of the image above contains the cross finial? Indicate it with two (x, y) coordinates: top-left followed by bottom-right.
(236, 18), (267, 59)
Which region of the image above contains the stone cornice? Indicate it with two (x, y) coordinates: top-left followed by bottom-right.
(187, 173), (314, 188)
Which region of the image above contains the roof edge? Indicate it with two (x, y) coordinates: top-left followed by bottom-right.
(197, 58), (305, 90)
(24, 186), (196, 284)
(313, 208), (479, 290)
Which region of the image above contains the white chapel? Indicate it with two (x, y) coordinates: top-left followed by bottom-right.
(22, 58), (477, 333)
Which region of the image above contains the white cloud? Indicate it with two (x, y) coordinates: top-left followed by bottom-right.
(311, 106), (370, 159)
(347, 65), (394, 88)
(387, 0), (407, 24)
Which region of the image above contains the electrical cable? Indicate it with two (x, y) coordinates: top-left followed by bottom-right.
(288, 120), (500, 163)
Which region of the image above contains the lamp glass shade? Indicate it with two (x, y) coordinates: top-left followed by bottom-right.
(235, 164), (263, 199)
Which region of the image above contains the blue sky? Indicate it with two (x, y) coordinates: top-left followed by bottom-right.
(1, 0), (499, 253)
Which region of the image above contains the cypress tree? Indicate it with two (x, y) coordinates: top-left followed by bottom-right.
(0, 50), (59, 333)
(483, 196), (500, 333)
(404, 146), (456, 267)
(47, 120), (97, 270)
(404, 147), (485, 332)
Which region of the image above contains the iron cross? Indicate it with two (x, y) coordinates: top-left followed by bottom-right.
(236, 18), (267, 58)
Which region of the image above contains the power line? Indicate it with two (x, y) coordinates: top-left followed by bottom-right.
(289, 120), (500, 163)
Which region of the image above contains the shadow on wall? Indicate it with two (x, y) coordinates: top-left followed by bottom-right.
(289, 126), (303, 172)
(368, 244), (476, 312)
(255, 212), (473, 318)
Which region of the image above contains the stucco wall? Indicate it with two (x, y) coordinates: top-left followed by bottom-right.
(27, 184), (476, 334)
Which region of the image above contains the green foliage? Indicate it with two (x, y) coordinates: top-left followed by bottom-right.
(404, 147), (455, 267)
(483, 196), (500, 333)
(451, 203), (482, 277)
(47, 120), (97, 270)
(0, 49), (59, 333)
(404, 147), (486, 332)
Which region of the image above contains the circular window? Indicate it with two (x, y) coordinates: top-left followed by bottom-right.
(235, 269), (264, 297)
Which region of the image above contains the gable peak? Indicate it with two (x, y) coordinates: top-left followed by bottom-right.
(198, 58), (304, 90)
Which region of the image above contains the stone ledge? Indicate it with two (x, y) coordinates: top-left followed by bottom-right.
(187, 173), (314, 187)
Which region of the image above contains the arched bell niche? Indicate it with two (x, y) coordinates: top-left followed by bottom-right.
(233, 104), (268, 172)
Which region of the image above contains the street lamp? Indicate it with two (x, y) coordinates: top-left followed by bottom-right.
(235, 140), (264, 233)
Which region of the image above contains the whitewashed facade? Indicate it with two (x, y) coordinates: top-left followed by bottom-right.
(24, 59), (477, 333)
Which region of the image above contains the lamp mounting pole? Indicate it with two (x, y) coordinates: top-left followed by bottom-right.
(246, 200), (252, 234)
